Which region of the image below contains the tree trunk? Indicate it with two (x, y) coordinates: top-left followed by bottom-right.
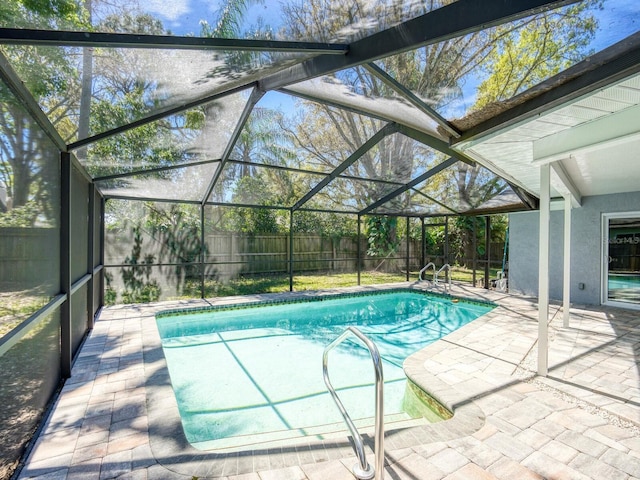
(77, 0), (93, 157)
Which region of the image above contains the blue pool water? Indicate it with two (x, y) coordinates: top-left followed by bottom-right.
(156, 290), (493, 449)
(608, 274), (640, 290)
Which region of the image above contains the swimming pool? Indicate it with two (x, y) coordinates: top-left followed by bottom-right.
(156, 290), (494, 449)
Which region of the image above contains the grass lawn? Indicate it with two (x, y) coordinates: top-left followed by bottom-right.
(176, 267), (503, 300)
(104, 265), (505, 305)
(0, 290), (50, 338)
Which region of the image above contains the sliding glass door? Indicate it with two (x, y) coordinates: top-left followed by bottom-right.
(603, 213), (640, 308)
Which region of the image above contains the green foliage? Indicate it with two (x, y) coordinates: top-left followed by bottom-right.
(292, 211), (356, 238)
(475, 2), (600, 109)
(222, 176), (283, 234)
(200, 0), (273, 71)
(120, 225), (161, 304)
(366, 216), (399, 257)
(228, 207), (281, 234)
(103, 271), (117, 306)
(0, 201), (40, 227)
(0, 0), (85, 230)
(200, 0), (261, 38)
(83, 13), (192, 179)
(448, 215), (508, 265)
(0, 0), (85, 27)
(88, 88), (187, 178)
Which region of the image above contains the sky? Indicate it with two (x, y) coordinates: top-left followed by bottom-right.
(134, 0), (640, 45)
(138, 0), (284, 36)
(96, 0), (640, 117)
(590, 0), (640, 50)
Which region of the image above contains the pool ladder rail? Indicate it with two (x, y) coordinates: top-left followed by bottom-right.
(419, 263), (452, 293)
(322, 327), (384, 480)
(418, 262), (436, 283)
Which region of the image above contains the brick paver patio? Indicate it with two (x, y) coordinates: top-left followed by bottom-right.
(17, 283), (640, 479)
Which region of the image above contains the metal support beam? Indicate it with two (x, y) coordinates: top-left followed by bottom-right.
(538, 164), (551, 376)
(0, 27), (349, 54)
(563, 195), (572, 327)
(395, 124), (475, 166)
(357, 215), (362, 286)
(363, 63), (461, 139)
(289, 211), (294, 292)
(292, 124), (396, 211)
(87, 183), (95, 329)
(472, 218), (477, 286)
(421, 218), (426, 271)
(260, 0), (579, 91)
(69, 83), (254, 151)
(444, 216), (449, 265)
(99, 197), (105, 309)
(410, 189), (461, 215)
(360, 157), (458, 215)
(202, 88), (265, 204)
(105, 195), (203, 205)
(406, 217), (410, 282)
(0, 51), (66, 151)
(200, 204), (206, 299)
(93, 158), (220, 182)
(484, 216), (491, 290)
(60, 152), (72, 378)
(508, 182), (540, 210)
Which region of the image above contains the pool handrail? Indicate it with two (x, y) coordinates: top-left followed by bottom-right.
(435, 263), (452, 292)
(322, 327), (384, 480)
(419, 262), (436, 282)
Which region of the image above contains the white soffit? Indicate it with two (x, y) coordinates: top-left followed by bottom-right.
(560, 140), (640, 196)
(533, 103), (640, 164)
(459, 72), (640, 199)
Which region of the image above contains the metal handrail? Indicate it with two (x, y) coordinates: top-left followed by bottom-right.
(419, 262), (436, 282)
(322, 327), (384, 480)
(435, 263), (452, 292)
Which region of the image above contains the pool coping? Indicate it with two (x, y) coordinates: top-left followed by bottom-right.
(143, 283), (489, 478)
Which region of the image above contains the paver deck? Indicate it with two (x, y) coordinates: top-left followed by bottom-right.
(16, 283), (640, 479)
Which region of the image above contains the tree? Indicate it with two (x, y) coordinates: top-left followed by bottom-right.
(0, 0), (82, 27)
(278, 0), (499, 252)
(474, 2), (600, 109)
(232, 107), (296, 178)
(279, 0), (599, 264)
(84, 12), (195, 179)
(0, 0), (85, 224)
(224, 176), (282, 234)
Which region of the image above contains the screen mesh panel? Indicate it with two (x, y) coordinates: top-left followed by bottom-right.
(0, 308), (61, 478)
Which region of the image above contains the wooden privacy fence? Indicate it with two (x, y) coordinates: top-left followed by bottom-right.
(1, 227), (505, 287)
(105, 231), (503, 278)
(104, 229), (424, 275)
(206, 234), (367, 274)
(0, 228), (58, 290)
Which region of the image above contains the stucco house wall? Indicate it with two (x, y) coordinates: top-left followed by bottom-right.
(508, 191), (640, 305)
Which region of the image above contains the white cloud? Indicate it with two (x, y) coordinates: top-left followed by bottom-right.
(144, 0), (191, 22)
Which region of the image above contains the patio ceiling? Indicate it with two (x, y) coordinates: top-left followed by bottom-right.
(1, 0), (639, 217)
